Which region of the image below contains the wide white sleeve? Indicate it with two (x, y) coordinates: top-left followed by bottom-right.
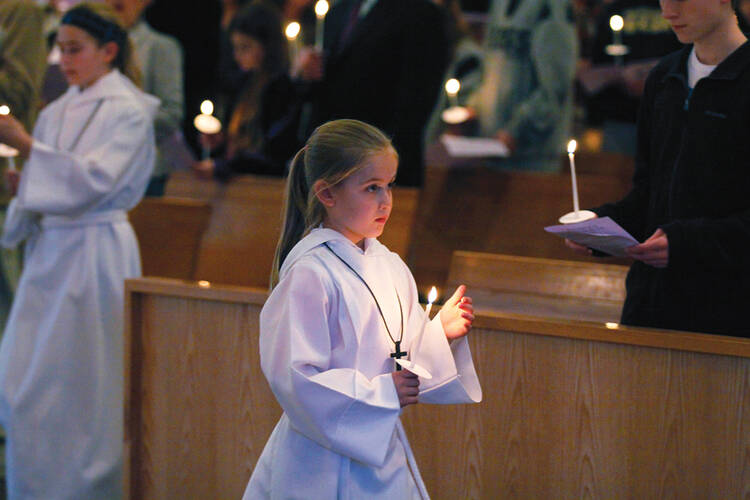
(259, 261), (402, 468)
(398, 258), (482, 405)
(17, 104), (155, 215)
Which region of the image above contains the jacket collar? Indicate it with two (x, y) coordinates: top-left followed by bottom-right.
(663, 40), (750, 83)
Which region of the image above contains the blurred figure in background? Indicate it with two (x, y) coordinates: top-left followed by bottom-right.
(423, 0), (484, 146)
(108, 0), (184, 196)
(739, 0), (750, 34)
(193, 1), (299, 180)
(0, 4), (157, 496)
(0, 0), (46, 329)
(144, 0), (221, 155)
(579, 0), (680, 156)
(298, 0), (451, 187)
(467, 0), (577, 172)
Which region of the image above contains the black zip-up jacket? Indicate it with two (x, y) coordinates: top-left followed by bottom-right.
(593, 41), (750, 337)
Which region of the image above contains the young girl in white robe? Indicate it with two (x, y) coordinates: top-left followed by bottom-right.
(0, 4), (156, 498)
(244, 119), (482, 499)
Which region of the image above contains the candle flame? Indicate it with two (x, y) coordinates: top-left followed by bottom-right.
(610, 15), (624, 32)
(567, 139), (577, 154)
(445, 78), (460, 96)
(605, 322), (619, 329)
(315, 0), (329, 18)
(285, 21), (300, 40)
(198, 280), (211, 288)
(427, 286), (438, 304)
(200, 99), (214, 116)
(0, 105), (9, 116)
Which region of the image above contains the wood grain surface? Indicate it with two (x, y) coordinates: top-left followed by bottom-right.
(125, 278), (750, 499)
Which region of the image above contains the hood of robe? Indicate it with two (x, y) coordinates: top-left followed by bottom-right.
(65, 69), (160, 121)
(279, 228), (391, 281)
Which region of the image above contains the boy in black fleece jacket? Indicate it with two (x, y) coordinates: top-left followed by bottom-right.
(567, 0), (750, 336)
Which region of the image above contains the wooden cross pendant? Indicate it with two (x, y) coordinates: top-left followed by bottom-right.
(390, 340), (407, 370)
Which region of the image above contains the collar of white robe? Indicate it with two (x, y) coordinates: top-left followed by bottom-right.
(323, 242), (406, 370)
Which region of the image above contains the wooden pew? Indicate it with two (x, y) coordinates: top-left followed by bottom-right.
(125, 277), (750, 499)
(129, 197), (212, 280)
(445, 250), (629, 323)
(411, 144), (634, 293)
(165, 171), (419, 288)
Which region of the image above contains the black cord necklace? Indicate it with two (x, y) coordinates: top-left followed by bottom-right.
(323, 243), (407, 370)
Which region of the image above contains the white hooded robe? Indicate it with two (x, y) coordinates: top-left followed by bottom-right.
(244, 228), (482, 499)
(0, 69), (157, 500)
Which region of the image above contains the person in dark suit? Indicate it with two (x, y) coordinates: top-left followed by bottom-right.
(299, 0), (450, 187)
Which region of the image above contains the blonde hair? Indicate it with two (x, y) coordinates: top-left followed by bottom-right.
(271, 119), (397, 287)
(61, 2), (142, 87)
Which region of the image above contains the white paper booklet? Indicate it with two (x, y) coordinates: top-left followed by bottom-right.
(440, 134), (510, 158)
(544, 216), (639, 257)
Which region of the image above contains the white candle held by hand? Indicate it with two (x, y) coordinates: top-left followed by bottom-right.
(194, 99), (222, 160)
(285, 22), (301, 70)
(395, 286), (437, 379)
(314, 0), (329, 51)
(0, 105), (19, 172)
(558, 139), (596, 224)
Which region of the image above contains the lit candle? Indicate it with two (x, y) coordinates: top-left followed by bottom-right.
(568, 139), (580, 216)
(0, 105), (17, 172)
(396, 286), (438, 379)
(285, 21), (301, 69)
(193, 99), (222, 160)
(557, 139), (596, 224)
(314, 0), (329, 51)
(610, 15), (624, 66)
(445, 78), (460, 108)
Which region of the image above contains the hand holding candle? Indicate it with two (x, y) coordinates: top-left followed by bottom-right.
(605, 14), (629, 65)
(0, 105), (21, 171)
(285, 21), (301, 72)
(441, 78), (471, 124)
(193, 100), (222, 160)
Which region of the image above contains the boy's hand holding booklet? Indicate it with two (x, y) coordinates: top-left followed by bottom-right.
(545, 216), (638, 257)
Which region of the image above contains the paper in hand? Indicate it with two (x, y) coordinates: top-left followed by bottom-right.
(440, 134), (510, 158)
(545, 216), (639, 257)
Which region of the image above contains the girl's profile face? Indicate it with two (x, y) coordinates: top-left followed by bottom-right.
(57, 25), (116, 89)
(320, 148), (398, 249)
(231, 32), (265, 72)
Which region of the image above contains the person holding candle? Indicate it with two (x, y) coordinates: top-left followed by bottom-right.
(579, 0), (680, 155)
(566, 0), (750, 337)
(296, 0), (451, 187)
(243, 119), (481, 499)
(463, 0), (577, 172)
(192, 1), (300, 181)
(0, 3), (157, 497)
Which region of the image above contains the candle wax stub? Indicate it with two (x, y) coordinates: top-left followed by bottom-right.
(441, 106), (471, 124)
(0, 143), (19, 158)
(558, 210), (597, 224)
(605, 44), (630, 57)
(194, 114), (222, 134)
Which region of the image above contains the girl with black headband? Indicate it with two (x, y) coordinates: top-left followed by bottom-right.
(0, 3), (157, 498)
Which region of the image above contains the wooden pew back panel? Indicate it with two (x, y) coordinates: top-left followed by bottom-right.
(129, 197), (212, 280)
(446, 251), (629, 322)
(166, 172), (419, 288)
